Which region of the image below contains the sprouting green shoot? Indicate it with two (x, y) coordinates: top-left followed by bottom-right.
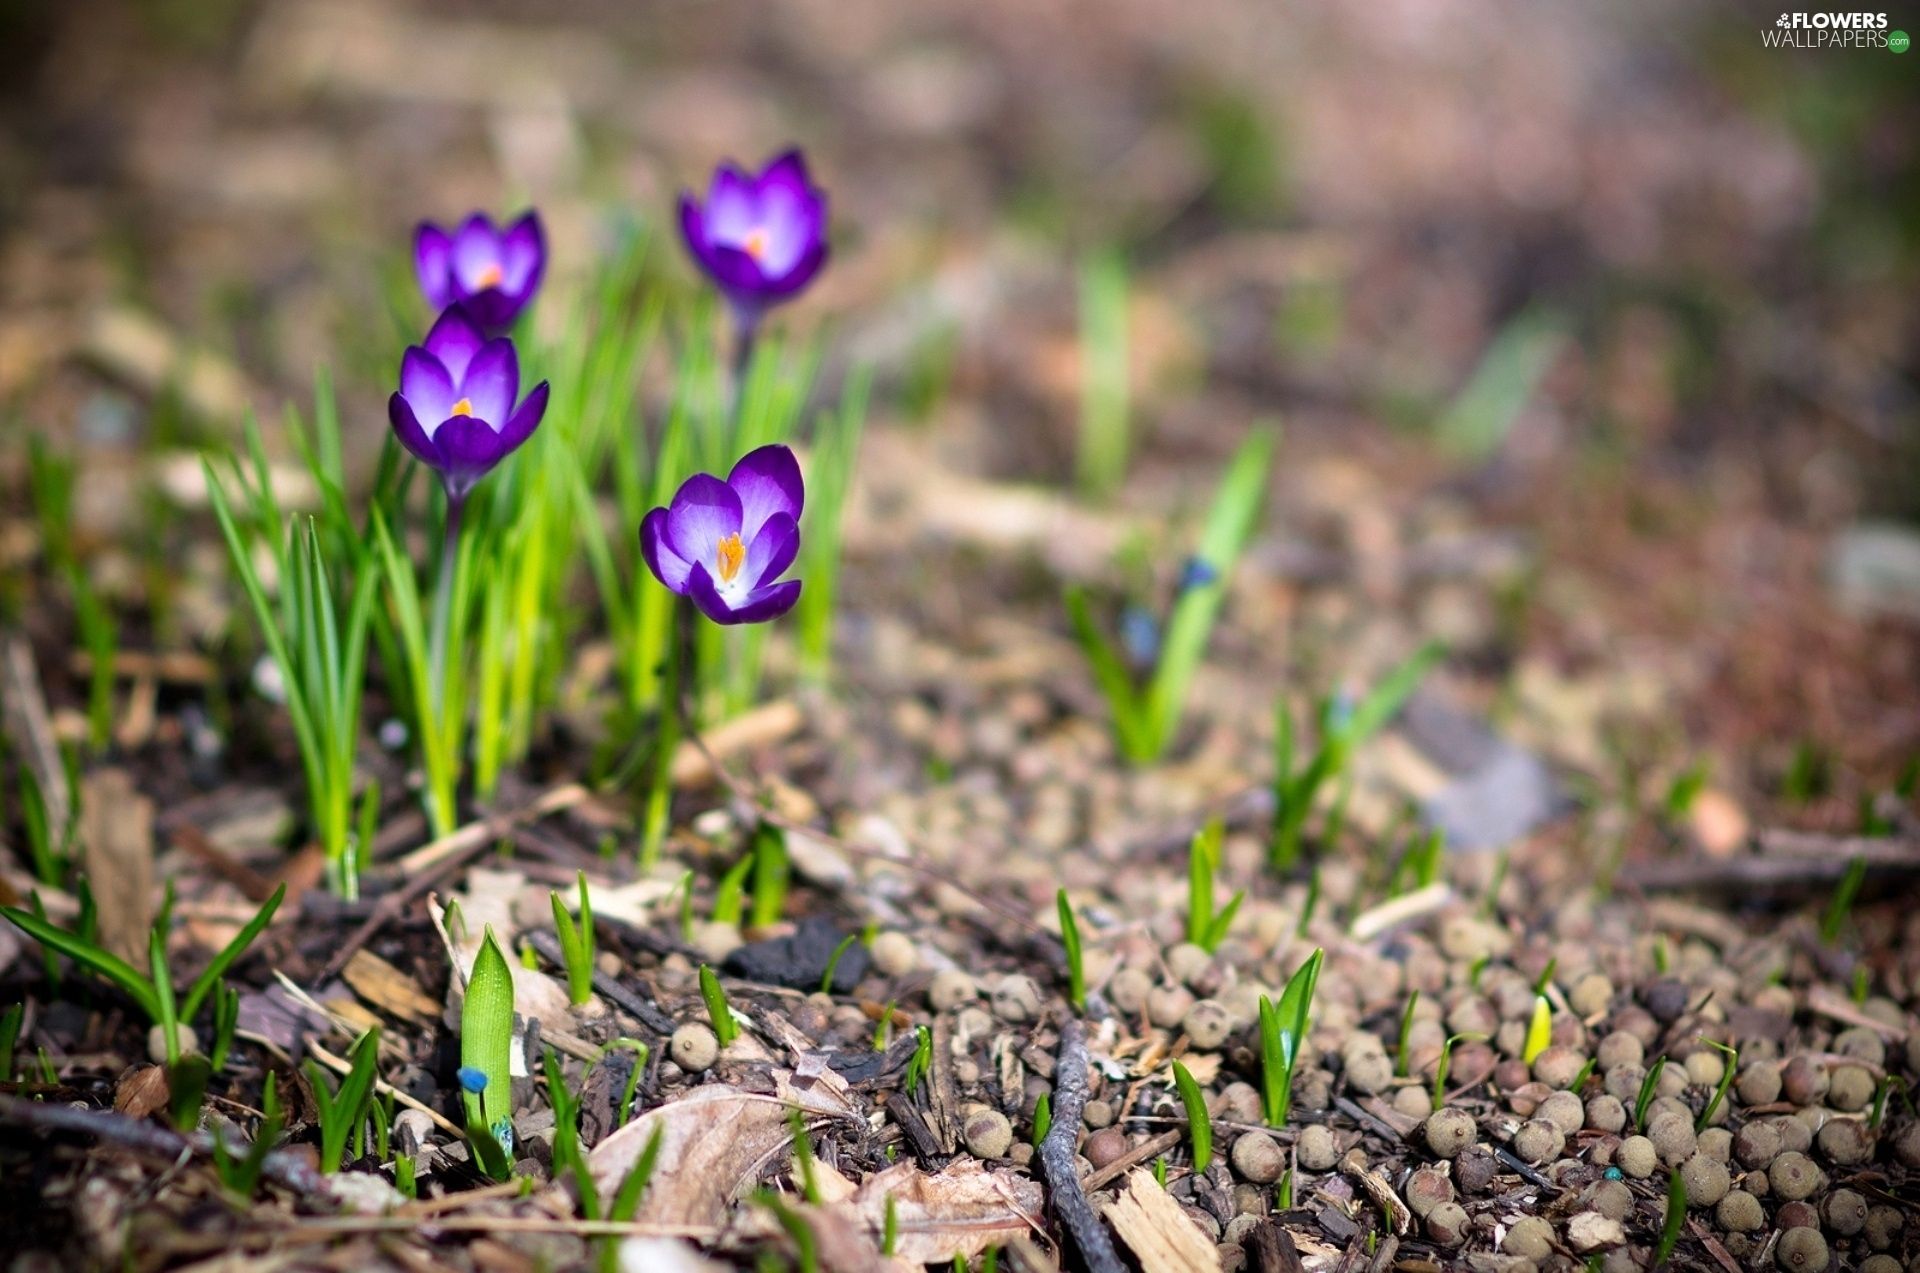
(212, 1071), (282, 1198)
(1395, 992), (1420, 1078)
(905, 1026), (933, 1096)
(1479, 849), (1509, 919)
(1298, 866), (1321, 937)
(757, 1190), (820, 1273)
(1569, 1056), (1598, 1093)
(1653, 1168), (1687, 1268)
(1075, 248), (1131, 501)
(209, 981), (241, 1072)
(1057, 890), (1086, 1013)
(710, 852), (754, 928)
(794, 366), (871, 682)
(1522, 995), (1552, 1066)
(882, 1193), (899, 1257)
(1433, 308), (1566, 461)
(1031, 1092), (1053, 1148)
(1867, 1076), (1909, 1131)
(0, 1003), (21, 1080)
(1154, 1155), (1168, 1188)
(1653, 937), (1671, 974)
(1407, 829), (1445, 892)
(1851, 965), (1870, 1004)
(1532, 958), (1558, 998)
(749, 823), (790, 931)
(820, 933), (859, 995)
(1821, 855), (1868, 945)
(873, 1002), (896, 1052)
(1172, 1060), (1213, 1174)
(1186, 818), (1246, 953)
(607, 1124), (666, 1223)
(1259, 946), (1323, 1126)
(1270, 641), (1444, 872)
(1467, 953), (1489, 990)
(1664, 760), (1709, 819)
(1431, 1033), (1483, 1109)
(699, 964), (739, 1047)
(544, 1048), (601, 1217)
(15, 767), (63, 887)
(1067, 428), (1278, 765)
(305, 1027), (380, 1174)
(551, 870), (595, 1007)
(790, 1107), (823, 1204)
(1635, 1056), (1668, 1132)
(394, 1154), (416, 1199)
(1695, 1039), (1738, 1132)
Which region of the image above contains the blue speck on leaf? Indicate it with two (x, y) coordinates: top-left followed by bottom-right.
(1120, 605), (1161, 670)
(457, 1066), (489, 1093)
(1177, 556), (1220, 591)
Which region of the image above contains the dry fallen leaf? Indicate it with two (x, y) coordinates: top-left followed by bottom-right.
(341, 949), (440, 1024)
(586, 1067), (861, 1227)
(843, 1159), (1043, 1266)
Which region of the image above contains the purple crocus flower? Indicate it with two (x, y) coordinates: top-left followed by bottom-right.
(414, 211), (545, 333)
(678, 150), (829, 321)
(640, 444), (804, 626)
(388, 307), (550, 503)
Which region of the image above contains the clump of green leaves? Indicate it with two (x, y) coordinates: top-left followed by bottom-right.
(1270, 642), (1443, 872)
(207, 449), (376, 899)
(1523, 995), (1553, 1066)
(1186, 818), (1245, 953)
(1653, 1168), (1687, 1268)
(212, 1072), (283, 1198)
(1695, 1039), (1738, 1132)
(2, 883), (282, 1066)
(1172, 1060), (1213, 1174)
(1068, 429), (1277, 765)
(550, 870), (595, 1007)
(1635, 1055), (1669, 1132)
(1258, 947), (1323, 1125)
(1431, 1032), (1483, 1109)
(749, 823), (789, 930)
(305, 1027), (380, 1174)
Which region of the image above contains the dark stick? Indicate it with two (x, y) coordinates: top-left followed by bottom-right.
(1037, 1018), (1124, 1273)
(0, 1092), (329, 1198)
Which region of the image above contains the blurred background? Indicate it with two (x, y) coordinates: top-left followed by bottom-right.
(1, 0), (1916, 819)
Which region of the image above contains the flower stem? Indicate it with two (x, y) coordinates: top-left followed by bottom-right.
(641, 600), (696, 869)
(729, 307), (760, 427)
(429, 494), (466, 716)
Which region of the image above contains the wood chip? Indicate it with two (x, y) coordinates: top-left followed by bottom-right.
(1098, 1169), (1222, 1273)
(1340, 1151), (1410, 1236)
(341, 949), (441, 1024)
(79, 768), (155, 968)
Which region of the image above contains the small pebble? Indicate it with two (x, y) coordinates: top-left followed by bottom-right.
(1697, 1126), (1732, 1163)
(869, 931), (917, 977)
(1680, 1153), (1730, 1206)
(1569, 973), (1613, 1017)
(1717, 1189), (1765, 1232)
(1345, 1050), (1393, 1095)
(964, 1108), (1014, 1159)
(1595, 1032), (1643, 1072)
(1082, 1098), (1114, 1129)
(1083, 1126), (1130, 1169)
(1647, 1110), (1697, 1165)
(1831, 1026), (1885, 1068)
(1296, 1124), (1338, 1171)
(1736, 1062), (1782, 1107)
(1815, 1117), (1873, 1165)
(1424, 1201), (1470, 1247)
(1863, 1204), (1903, 1249)
(669, 1023), (719, 1073)
(1537, 1091), (1585, 1137)
(1403, 1166), (1453, 1218)
(1513, 1118), (1565, 1164)
(928, 970), (978, 1011)
(1533, 1046), (1588, 1090)
(1821, 1188), (1867, 1236)
(1735, 1120), (1783, 1169)
(1182, 999), (1233, 1050)
(991, 975), (1042, 1023)
(1503, 1215), (1555, 1260)
(1780, 1056), (1828, 1106)
(1146, 984), (1194, 1029)
(1585, 1094), (1626, 1133)
(1616, 1135), (1658, 1179)
(1424, 1108), (1477, 1159)
(1585, 1178), (1633, 1222)
(1774, 1226), (1828, 1272)
(1230, 1132), (1286, 1184)
(1109, 967), (1153, 1013)
(1827, 1065), (1874, 1112)
(1684, 1048), (1726, 1089)
(1391, 1086), (1433, 1121)
(1769, 1151), (1823, 1200)
(1165, 942), (1213, 987)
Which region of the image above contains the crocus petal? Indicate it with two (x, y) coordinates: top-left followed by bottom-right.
(741, 511), (799, 589)
(705, 243), (773, 297)
(684, 563), (737, 625)
(728, 444), (804, 541)
(422, 306), (485, 381)
(760, 148), (813, 192)
(387, 394), (443, 470)
(431, 414), (509, 483)
(704, 164), (759, 242)
(664, 474), (744, 567)
(493, 380), (549, 456)
(498, 211), (545, 298)
(460, 338), (519, 426)
(639, 506), (693, 595)
(760, 237), (829, 298)
(451, 213), (502, 292)
(727, 578), (803, 625)
(414, 224), (455, 309)
(399, 347), (458, 433)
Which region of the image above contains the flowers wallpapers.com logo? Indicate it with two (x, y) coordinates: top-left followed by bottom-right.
(1764, 11), (1908, 47)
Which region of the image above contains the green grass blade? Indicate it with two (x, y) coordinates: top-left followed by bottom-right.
(1, 906), (159, 1020)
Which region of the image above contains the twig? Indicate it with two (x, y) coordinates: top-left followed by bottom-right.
(1038, 1018), (1125, 1273)
(0, 1092), (328, 1197)
(1082, 1128), (1183, 1193)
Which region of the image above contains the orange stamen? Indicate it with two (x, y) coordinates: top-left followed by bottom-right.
(451, 398), (474, 416)
(715, 533), (746, 583)
(474, 263), (504, 288)
(743, 229), (768, 261)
